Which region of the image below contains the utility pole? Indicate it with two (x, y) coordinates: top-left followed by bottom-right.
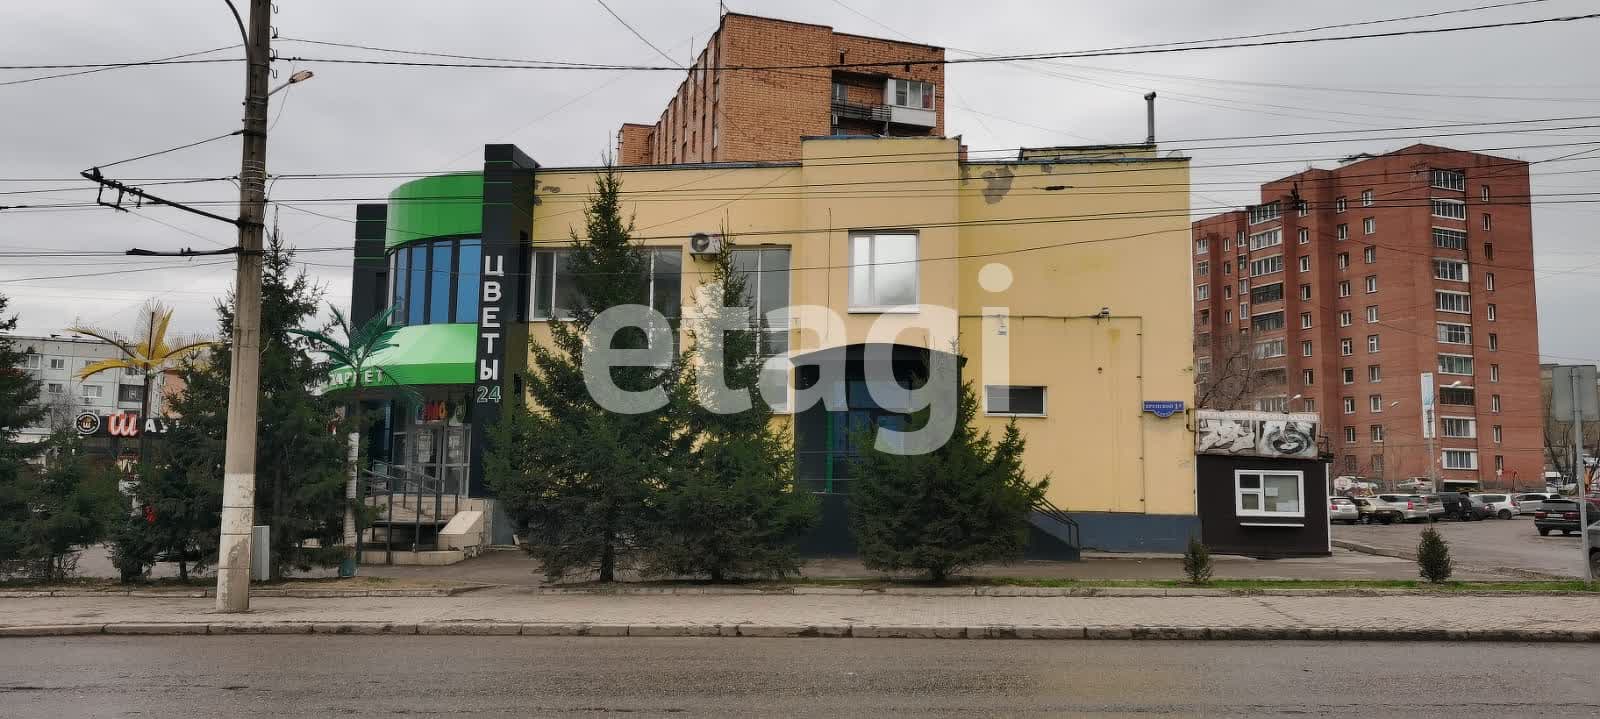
(215, 0), (272, 612)
(1572, 369), (1592, 582)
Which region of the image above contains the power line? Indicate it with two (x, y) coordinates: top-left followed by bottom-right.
(0, 58), (237, 71)
(593, 0), (684, 68)
(0, 44), (240, 87)
(90, 130), (242, 170)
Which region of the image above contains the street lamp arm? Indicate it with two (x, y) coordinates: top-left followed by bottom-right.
(222, 0), (249, 51)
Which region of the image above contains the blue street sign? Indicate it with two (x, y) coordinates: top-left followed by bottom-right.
(1143, 400), (1186, 418)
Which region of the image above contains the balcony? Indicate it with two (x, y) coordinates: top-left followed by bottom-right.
(831, 100), (892, 123)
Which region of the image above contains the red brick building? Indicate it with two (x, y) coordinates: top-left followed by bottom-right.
(616, 12), (944, 165)
(1193, 145), (1542, 491)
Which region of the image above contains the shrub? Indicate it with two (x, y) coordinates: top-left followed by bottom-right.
(1182, 537), (1214, 584)
(1417, 526), (1453, 583)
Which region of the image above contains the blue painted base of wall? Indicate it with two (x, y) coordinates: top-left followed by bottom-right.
(1070, 512), (1200, 553)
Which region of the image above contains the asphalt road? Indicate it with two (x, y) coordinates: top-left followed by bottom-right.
(4, 637), (1598, 717)
(1333, 514), (1589, 577)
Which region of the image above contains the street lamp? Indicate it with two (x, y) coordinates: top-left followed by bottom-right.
(1287, 394), (1302, 412)
(267, 70), (315, 97)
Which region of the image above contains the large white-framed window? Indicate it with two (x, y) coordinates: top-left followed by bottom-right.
(1343, 397), (1356, 414)
(1436, 290), (1471, 314)
(1442, 449), (1478, 470)
(1432, 198), (1467, 219)
(1254, 338), (1286, 359)
(1195, 284), (1210, 301)
(1235, 470), (1305, 518)
(1437, 322), (1472, 345)
(1336, 223), (1349, 241)
(1433, 227), (1467, 250)
(1298, 255), (1311, 272)
(1300, 312), (1313, 329)
(1335, 197), (1347, 213)
(1431, 168), (1465, 191)
(731, 246), (793, 360)
(1438, 353), (1474, 376)
(1441, 416), (1477, 439)
(1363, 217), (1376, 235)
(889, 79), (936, 110)
(48, 358), (65, 370)
(1433, 258), (1468, 282)
(983, 385), (1046, 417)
(849, 232), (919, 311)
(1297, 228), (1310, 244)
(1248, 201), (1281, 225)
(20, 354), (41, 370)
(1248, 228), (1282, 251)
(1365, 305), (1379, 323)
(1364, 275), (1378, 293)
(1195, 238), (1209, 255)
(1196, 261), (1209, 276)
(1251, 310), (1285, 332)
(1250, 255), (1283, 277)
(46, 382), (64, 395)
(1340, 338), (1353, 356)
(1361, 189), (1374, 207)
(528, 247), (683, 324)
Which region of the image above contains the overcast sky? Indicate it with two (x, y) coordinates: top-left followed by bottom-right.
(2, 0), (1597, 365)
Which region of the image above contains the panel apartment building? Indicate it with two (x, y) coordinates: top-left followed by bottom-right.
(1192, 144), (1541, 491)
(615, 12), (944, 165)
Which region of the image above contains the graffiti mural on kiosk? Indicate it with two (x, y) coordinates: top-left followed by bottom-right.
(1195, 410), (1319, 459)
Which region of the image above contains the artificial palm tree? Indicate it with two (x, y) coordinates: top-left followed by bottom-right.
(69, 309), (214, 464)
(289, 304), (418, 575)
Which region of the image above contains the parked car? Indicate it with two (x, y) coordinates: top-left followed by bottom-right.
(1328, 496), (1360, 524)
(1424, 493), (1476, 520)
(1590, 523), (1600, 576)
(1532, 498), (1600, 536)
(1514, 493), (1560, 514)
(1420, 494), (1450, 520)
(1460, 494), (1493, 521)
(1475, 493), (1520, 519)
(1365, 494), (1430, 524)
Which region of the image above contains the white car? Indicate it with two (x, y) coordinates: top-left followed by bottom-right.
(1475, 493), (1520, 519)
(1514, 492), (1560, 514)
(1328, 496), (1360, 524)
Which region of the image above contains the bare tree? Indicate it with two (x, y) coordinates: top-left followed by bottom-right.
(1543, 386), (1600, 484)
(1196, 331), (1263, 410)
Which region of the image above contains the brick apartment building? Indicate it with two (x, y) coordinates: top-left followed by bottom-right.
(1192, 144), (1542, 491)
(616, 12), (944, 165)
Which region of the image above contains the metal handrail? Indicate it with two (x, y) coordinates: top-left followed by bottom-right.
(358, 462), (462, 563)
(1032, 495), (1081, 549)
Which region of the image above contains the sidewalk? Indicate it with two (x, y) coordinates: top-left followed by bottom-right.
(4, 586), (1597, 641)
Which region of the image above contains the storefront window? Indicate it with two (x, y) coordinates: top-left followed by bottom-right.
(456, 240), (480, 321)
(407, 245), (427, 325)
(530, 247), (682, 321)
(388, 238), (484, 327)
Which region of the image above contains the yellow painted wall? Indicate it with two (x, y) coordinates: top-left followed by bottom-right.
(526, 136), (1195, 516)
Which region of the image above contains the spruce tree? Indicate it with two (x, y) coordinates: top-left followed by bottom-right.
(0, 294), (50, 572)
(488, 165), (685, 582)
(848, 378), (1048, 583)
(647, 239), (816, 581)
(14, 433), (121, 580)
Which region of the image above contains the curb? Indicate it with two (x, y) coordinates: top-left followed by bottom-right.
(0, 585), (490, 600)
(1331, 540), (1576, 581)
(0, 621), (1593, 642)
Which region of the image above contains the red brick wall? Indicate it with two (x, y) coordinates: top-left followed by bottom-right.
(616, 123), (654, 166)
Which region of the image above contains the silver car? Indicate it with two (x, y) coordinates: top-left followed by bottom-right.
(1514, 493), (1559, 514)
(1476, 493), (1520, 519)
(1367, 494), (1431, 523)
(1328, 496), (1360, 524)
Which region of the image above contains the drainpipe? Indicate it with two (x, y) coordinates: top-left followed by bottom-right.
(1144, 92), (1157, 145)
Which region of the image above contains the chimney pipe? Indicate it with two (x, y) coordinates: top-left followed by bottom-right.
(1144, 92), (1157, 145)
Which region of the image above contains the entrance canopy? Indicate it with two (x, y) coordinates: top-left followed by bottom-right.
(325, 324), (476, 392)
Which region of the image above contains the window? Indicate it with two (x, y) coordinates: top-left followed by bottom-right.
(1435, 290), (1470, 314)
(1486, 304), (1496, 322)
(1438, 354), (1473, 375)
(1338, 281), (1351, 298)
(1492, 425), (1502, 443)
(1196, 261), (1209, 276)
(1195, 238), (1209, 254)
(1298, 228), (1309, 244)
(1437, 322), (1471, 344)
(890, 79), (935, 110)
(1301, 340), (1313, 357)
(1248, 201), (1281, 225)
(1365, 305), (1379, 323)
(1236, 232), (1246, 248)
(123, 366), (140, 377)
(1367, 334), (1380, 352)
(984, 385), (1046, 417)
(19, 354), (40, 370)
(48, 358), (65, 370)
(529, 247), (682, 323)
(1298, 256), (1310, 272)
(1481, 185), (1491, 202)
(1224, 309), (1232, 323)
(1361, 189), (1374, 207)
(831, 81), (847, 103)
(1303, 399), (1316, 412)
(1337, 253), (1349, 270)
(1195, 285), (1209, 301)
(1344, 426), (1357, 443)
(1492, 394), (1502, 412)
(1432, 198), (1466, 219)
(1442, 450), (1478, 470)
(1433, 259), (1468, 282)
(388, 238), (483, 327)
(1196, 357), (1212, 376)
(117, 385), (144, 403)
(1304, 369), (1315, 385)
(1335, 196), (1347, 213)
(1342, 367), (1356, 384)
(1371, 424), (1385, 442)
(732, 247), (792, 358)
(1340, 338), (1353, 356)
(1433, 228), (1467, 251)
(1235, 471), (1305, 517)
(1299, 284), (1312, 300)
(1250, 283), (1284, 305)
(1495, 455), (1504, 472)
(1343, 397), (1356, 414)
(1248, 228), (1282, 251)
(1336, 223), (1349, 241)
(1371, 454), (1384, 473)
(1300, 312), (1313, 329)
(1486, 272), (1495, 291)
(1254, 339), (1286, 359)
(1369, 394), (1383, 412)
(1483, 242), (1494, 260)
(1339, 311), (1352, 327)
(1250, 255), (1284, 277)
(1256, 368), (1287, 386)
(1442, 417), (1476, 438)
(1368, 364), (1382, 383)
(1223, 262), (1232, 276)
(1431, 169), (1465, 191)
(1364, 275), (1378, 293)
(1297, 201), (1310, 217)
(1252, 311), (1285, 332)
(1488, 332), (1498, 351)
(81, 385), (103, 399)
(1490, 364), (1499, 382)
(1363, 246), (1376, 264)
(850, 233), (918, 309)
(1482, 213), (1492, 231)
(1240, 302), (1249, 318)
(1363, 217), (1376, 235)
(1439, 386), (1475, 405)
(46, 382), (64, 395)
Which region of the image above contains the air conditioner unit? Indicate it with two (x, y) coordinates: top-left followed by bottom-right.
(688, 232), (724, 256)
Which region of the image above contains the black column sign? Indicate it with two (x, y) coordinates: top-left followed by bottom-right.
(468, 144), (537, 497)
